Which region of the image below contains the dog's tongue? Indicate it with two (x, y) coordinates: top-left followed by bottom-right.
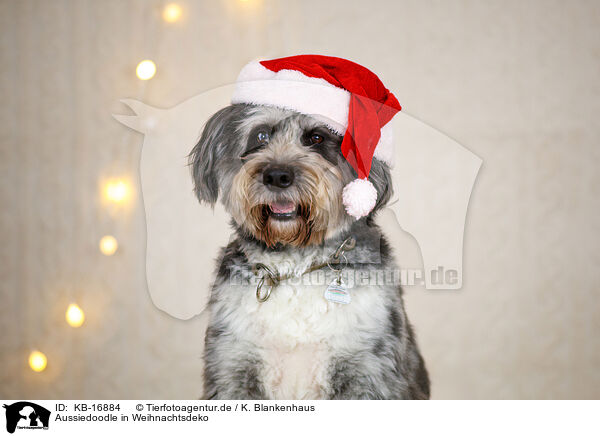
(270, 201), (296, 214)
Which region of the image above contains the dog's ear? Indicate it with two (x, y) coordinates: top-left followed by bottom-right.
(189, 105), (243, 205)
(367, 158), (393, 217)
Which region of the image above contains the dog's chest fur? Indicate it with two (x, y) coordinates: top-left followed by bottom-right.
(203, 224), (429, 400)
(211, 246), (389, 399)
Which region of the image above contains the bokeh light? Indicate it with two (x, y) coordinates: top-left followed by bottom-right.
(136, 60), (156, 80)
(162, 3), (182, 23)
(65, 303), (85, 328)
(28, 351), (47, 372)
(104, 180), (129, 203)
(99, 235), (118, 256)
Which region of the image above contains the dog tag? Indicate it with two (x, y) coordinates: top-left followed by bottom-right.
(324, 279), (351, 305)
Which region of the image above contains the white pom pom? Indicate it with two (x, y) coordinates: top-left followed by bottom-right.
(342, 178), (378, 219)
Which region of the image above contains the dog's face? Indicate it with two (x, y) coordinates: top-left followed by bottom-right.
(189, 104), (392, 248)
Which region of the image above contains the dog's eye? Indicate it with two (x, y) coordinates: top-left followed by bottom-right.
(310, 133), (324, 145)
(257, 131), (270, 145)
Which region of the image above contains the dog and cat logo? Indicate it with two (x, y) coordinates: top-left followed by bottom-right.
(2, 402), (50, 433)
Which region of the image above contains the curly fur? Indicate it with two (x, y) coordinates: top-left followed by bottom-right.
(189, 104), (429, 399)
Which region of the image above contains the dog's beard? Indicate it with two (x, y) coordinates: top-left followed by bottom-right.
(248, 201), (322, 247)
(227, 155), (346, 248)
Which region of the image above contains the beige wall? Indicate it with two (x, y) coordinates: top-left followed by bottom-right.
(1, 0), (599, 399)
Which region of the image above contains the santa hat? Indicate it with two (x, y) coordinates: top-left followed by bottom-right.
(231, 55), (401, 219)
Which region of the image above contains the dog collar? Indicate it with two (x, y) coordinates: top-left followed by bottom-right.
(252, 237), (356, 303)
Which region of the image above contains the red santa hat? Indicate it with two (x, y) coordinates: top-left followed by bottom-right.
(231, 55), (401, 219)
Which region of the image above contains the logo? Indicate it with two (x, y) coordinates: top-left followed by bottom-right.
(113, 89), (481, 320)
(2, 402), (50, 434)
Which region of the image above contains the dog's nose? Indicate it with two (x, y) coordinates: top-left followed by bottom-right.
(263, 166), (295, 189)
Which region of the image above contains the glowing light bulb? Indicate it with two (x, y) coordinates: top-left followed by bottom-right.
(99, 235), (118, 256)
(162, 3), (182, 22)
(136, 60), (156, 80)
(104, 180), (129, 203)
(28, 351), (47, 372)
(65, 303), (85, 328)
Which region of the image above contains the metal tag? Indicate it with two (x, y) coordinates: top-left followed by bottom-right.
(324, 279), (351, 305)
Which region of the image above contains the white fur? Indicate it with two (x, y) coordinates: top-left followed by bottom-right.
(211, 249), (389, 399)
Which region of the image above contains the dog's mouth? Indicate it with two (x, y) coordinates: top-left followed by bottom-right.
(248, 200), (321, 247)
(265, 200), (299, 221)
(256, 200), (311, 222)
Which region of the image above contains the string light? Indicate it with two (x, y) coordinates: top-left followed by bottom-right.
(65, 303), (85, 328)
(28, 351), (47, 372)
(136, 60), (157, 80)
(104, 179), (129, 203)
(99, 235), (118, 256)
(162, 3), (182, 23)
(236, 0), (263, 10)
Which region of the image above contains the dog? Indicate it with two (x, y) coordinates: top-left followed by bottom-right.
(189, 102), (430, 400)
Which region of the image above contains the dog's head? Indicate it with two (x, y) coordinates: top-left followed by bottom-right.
(189, 104), (392, 247)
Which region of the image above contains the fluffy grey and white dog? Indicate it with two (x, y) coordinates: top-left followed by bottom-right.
(189, 104), (430, 399)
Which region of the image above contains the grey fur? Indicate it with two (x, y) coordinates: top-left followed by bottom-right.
(189, 104), (251, 204)
(189, 105), (429, 400)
